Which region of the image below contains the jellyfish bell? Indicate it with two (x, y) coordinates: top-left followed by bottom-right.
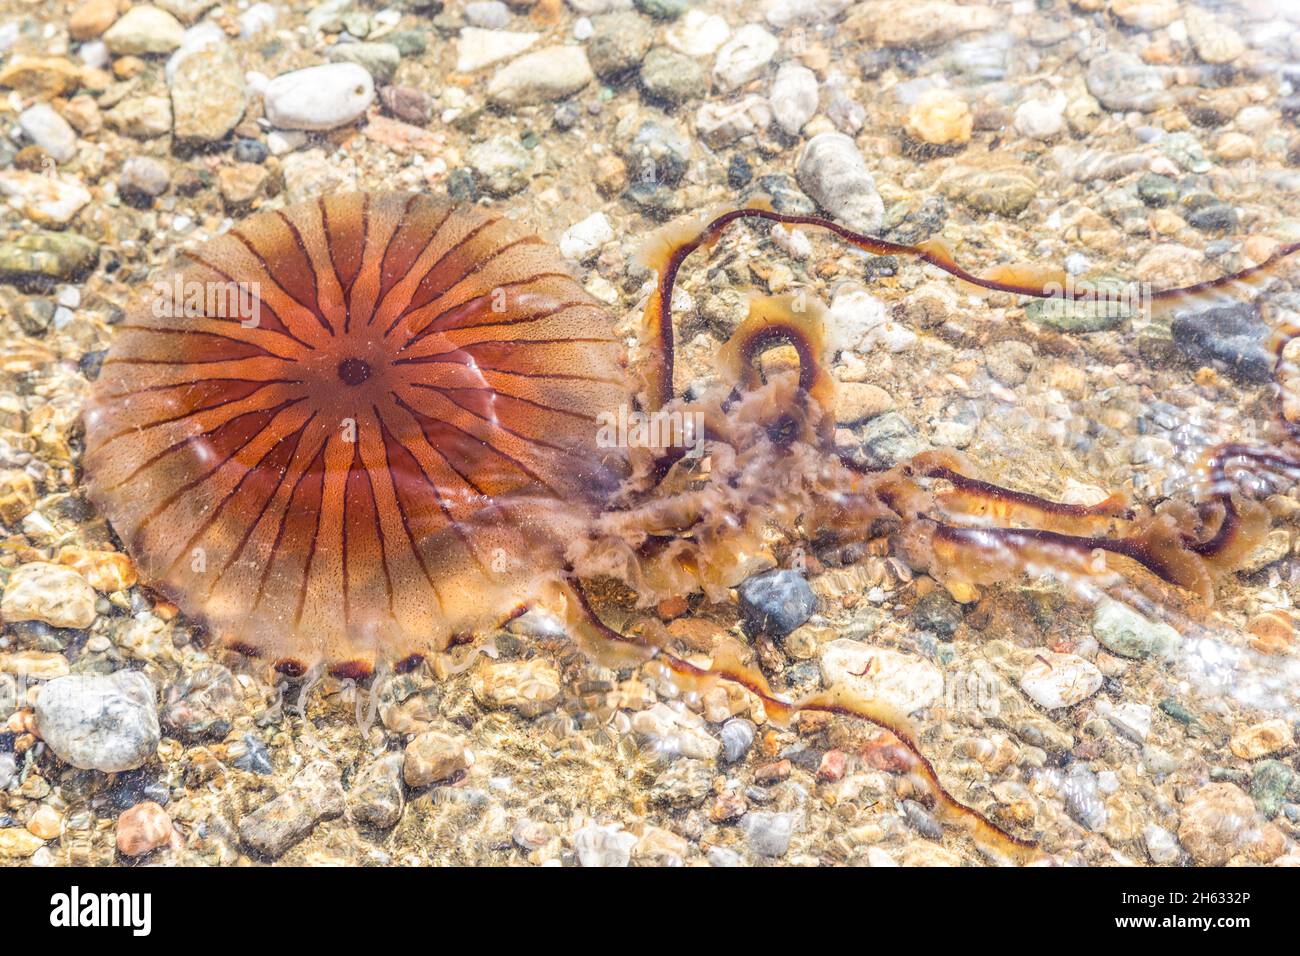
(83, 194), (630, 676)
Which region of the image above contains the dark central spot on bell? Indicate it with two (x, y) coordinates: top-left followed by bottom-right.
(337, 358), (371, 386)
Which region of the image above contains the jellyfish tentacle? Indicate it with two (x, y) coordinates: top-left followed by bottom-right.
(904, 449), (1134, 534)
(637, 204), (1300, 412)
(557, 577), (1040, 863)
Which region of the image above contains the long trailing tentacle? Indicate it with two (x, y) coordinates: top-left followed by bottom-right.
(637, 203), (1300, 412)
(558, 578), (1040, 864)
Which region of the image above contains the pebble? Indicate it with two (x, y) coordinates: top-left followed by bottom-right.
(263, 63), (375, 131)
(633, 702), (721, 761)
(170, 44), (247, 143)
(737, 569), (817, 638)
(0, 230), (97, 284)
(379, 85), (433, 125)
(24, 805), (60, 843)
(1064, 764), (1107, 831)
(1171, 302), (1271, 384)
(487, 46), (594, 107)
(1, 561), (96, 628)
(115, 801), (172, 857)
(741, 810), (794, 857)
(323, 41), (395, 83)
(622, 114), (691, 206)
(229, 733), (272, 774)
(69, 0), (120, 40)
(1187, 203), (1238, 233)
(1185, 7), (1245, 65)
(1096, 700), (1152, 743)
(160, 664), (238, 739)
(1229, 719), (1294, 760)
(911, 589), (963, 638)
(936, 162), (1038, 217)
(104, 95), (173, 139)
(456, 27), (539, 73)
(834, 381), (894, 425)
(238, 2), (277, 37)
(666, 9), (729, 57)
(712, 23), (778, 93)
(0, 57), (83, 99)
(0, 828), (46, 859)
(0, 170), (93, 227)
(1109, 0), (1179, 30)
(719, 717), (755, 763)
(466, 135), (531, 197)
(18, 104), (77, 163)
(855, 412), (926, 469)
(559, 212), (614, 261)
(348, 752), (405, 828)
(34, 671), (160, 772)
(217, 163), (269, 209)
(633, 826), (688, 866)
(1017, 651), (1103, 710)
(905, 89), (972, 146)
(103, 6), (185, 55)
(695, 96), (772, 148)
(512, 817), (555, 852)
(825, 286), (888, 354)
(1143, 824), (1180, 864)
(650, 759), (713, 806)
(238, 760), (346, 859)
(640, 47), (705, 106)
(573, 823), (636, 867)
(232, 138), (268, 164)
(796, 132), (884, 233)
(1085, 52), (1165, 113)
(1250, 760), (1293, 819)
(1091, 599), (1182, 660)
(1013, 92), (1066, 140)
(636, 0), (687, 18)
(1178, 783), (1257, 865)
(587, 12), (653, 79)
(472, 658), (562, 717)
(465, 1), (510, 29)
(820, 639), (943, 713)
(118, 156), (171, 200)
(902, 799), (943, 840)
(403, 731), (468, 787)
(0, 651), (68, 680)
(769, 62), (818, 137)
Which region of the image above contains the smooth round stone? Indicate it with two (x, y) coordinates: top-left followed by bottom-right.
(1013, 92), (1066, 140)
(465, 0), (510, 29)
(796, 132), (885, 232)
(103, 5), (184, 55)
(487, 46), (594, 107)
(119, 156), (170, 198)
(712, 24), (778, 93)
(1085, 52), (1165, 112)
(263, 62), (375, 131)
(770, 61), (818, 136)
(18, 104), (77, 163)
(34, 671), (160, 773)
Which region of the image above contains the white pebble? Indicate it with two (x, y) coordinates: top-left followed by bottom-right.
(559, 212), (614, 261)
(769, 61), (818, 136)
(263, 62), (375, 131)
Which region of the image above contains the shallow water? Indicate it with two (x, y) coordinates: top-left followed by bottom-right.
(0, 0), (1299, 868)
